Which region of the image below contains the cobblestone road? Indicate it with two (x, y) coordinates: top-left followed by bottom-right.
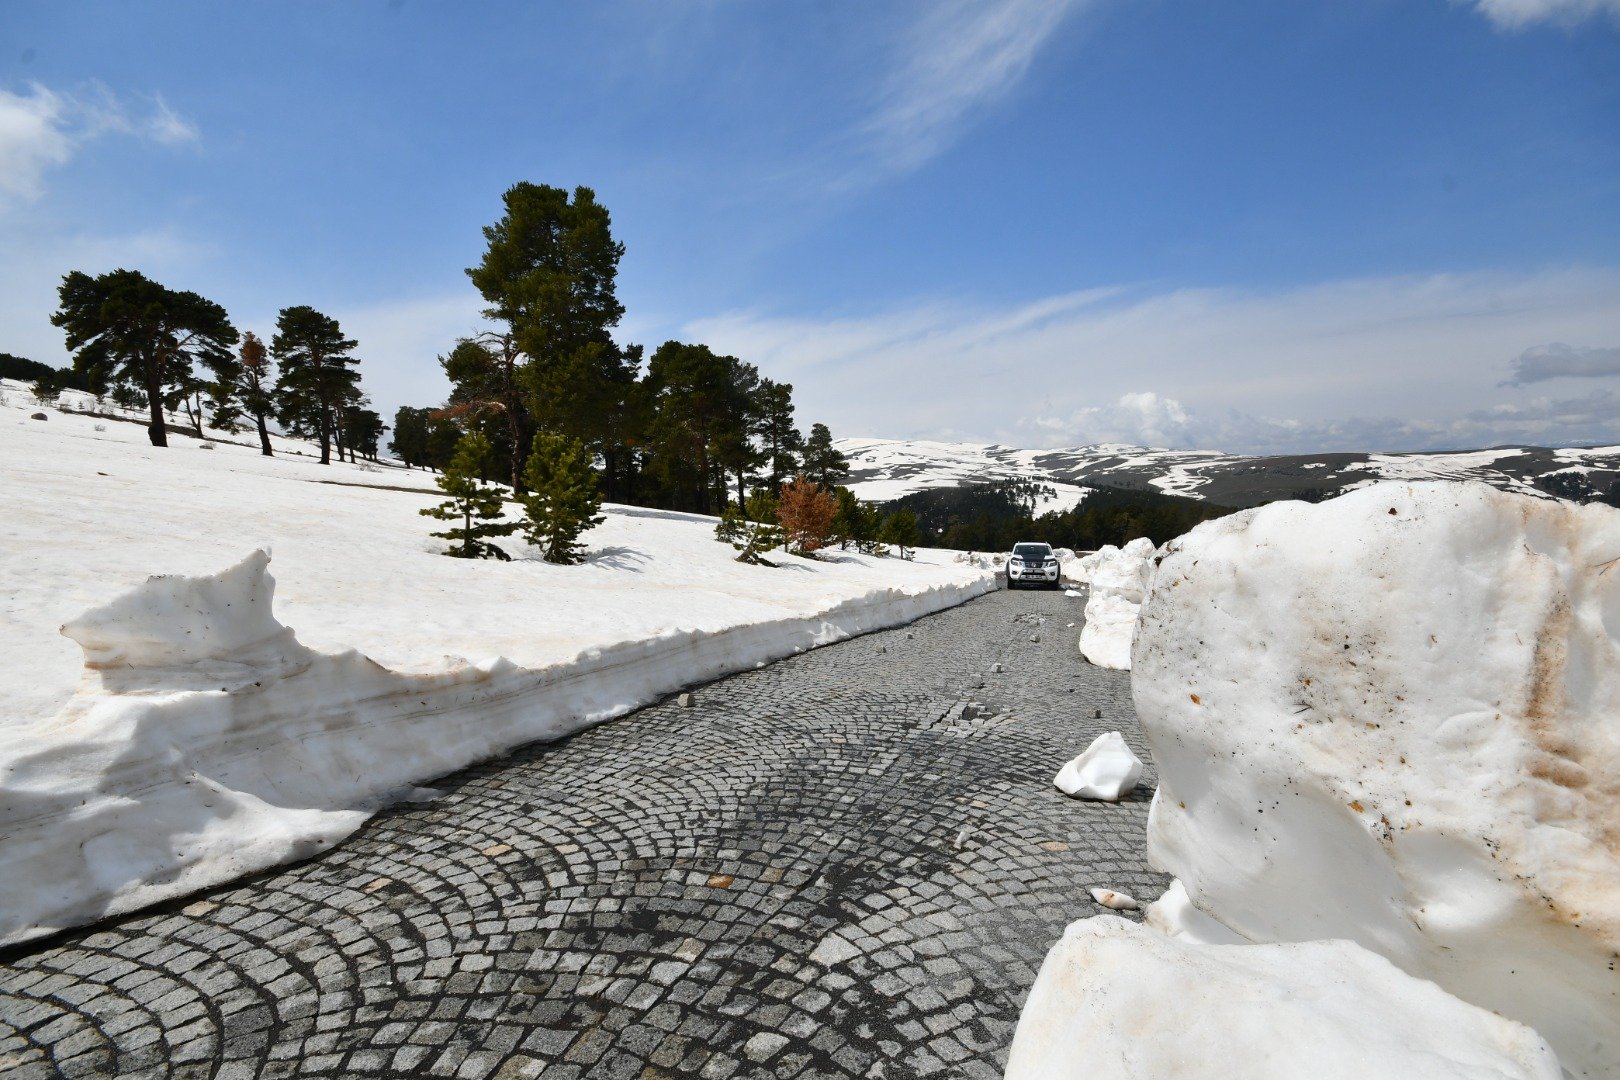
(0, 585), (1167, 1079)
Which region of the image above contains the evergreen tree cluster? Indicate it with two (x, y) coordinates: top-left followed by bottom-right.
(48, 269), (381, 460)
(397, 181), (856, 541)
(887, 481), (1239, 553)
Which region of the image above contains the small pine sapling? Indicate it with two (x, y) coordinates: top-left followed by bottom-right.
(716, 493), (784, 565)
(420, 430), (517, 560)
(777, 473), (839, 557)
(880, 508), (920, 561)
(519, 432), (605, 564)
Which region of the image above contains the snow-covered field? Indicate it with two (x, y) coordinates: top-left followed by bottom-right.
(838, 434), (1620, 507)
(836, 438), (1090, 514)
(0, 385), (994, 945)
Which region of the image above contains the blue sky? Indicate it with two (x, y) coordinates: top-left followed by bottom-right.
(3, 0), (1618, 453)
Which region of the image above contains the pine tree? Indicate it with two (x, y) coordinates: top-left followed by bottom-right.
(754, 379), (803, 490)
(420, 431), (517, 560)
(801, 422), (850, 489)
(440, 334), (532, 491)
(465, 183), (628, 468)
(344, 405), (385, 461)
(518, 432), (604, 564)
(272, 305), (361, 465)
(880, 508), (921, 561)
(52, 269), (239, 447)
(716, 490), (784, 565)
(777, 474), (839, 557)
(833, 486), (884, 554)
(390, 406), (429, 468)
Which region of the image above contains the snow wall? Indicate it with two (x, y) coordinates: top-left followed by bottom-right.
(1, 550), (994, 946)
(1134, 482), (1620, 1078)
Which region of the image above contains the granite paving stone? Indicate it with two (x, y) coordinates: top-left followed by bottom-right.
(0, 584), (1164, 1077)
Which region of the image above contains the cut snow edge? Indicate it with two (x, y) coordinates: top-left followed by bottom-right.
(0, 550), (995, 946)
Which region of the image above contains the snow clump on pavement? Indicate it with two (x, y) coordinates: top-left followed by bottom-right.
(1005, 916), (1563, 1080)
(1073, 537), (1158, 670)
(1134, 482), (1620, 1078)
(1053, 731), (1143, 800)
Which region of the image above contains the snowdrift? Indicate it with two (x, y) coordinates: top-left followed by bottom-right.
(1072, 538), (1157, 670)
(1134, 482), (1620, 1078)
(1005, 916), (1562, 1080)
(1, 550), (991, 945)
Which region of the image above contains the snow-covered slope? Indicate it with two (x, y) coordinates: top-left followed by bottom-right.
(0, 386), (994, 944)
(838, 436), (1620, 509)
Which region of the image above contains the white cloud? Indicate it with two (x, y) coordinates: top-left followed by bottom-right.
(324, 292), (493, 425)
(1462, 0), (1620, 28)
(854, 0), (1084, 177)
(1502, 342), (1620, 384)
(686, 266), (1620, 454)
(0, 82), (198, 205)
(0, 85), (74, 201)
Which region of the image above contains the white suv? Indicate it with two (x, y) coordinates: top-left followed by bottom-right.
(1006, 542), (1060, 590)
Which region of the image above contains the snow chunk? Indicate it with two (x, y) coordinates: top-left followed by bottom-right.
(1054, 732), (1144, 800)
(1077, 591), (1139, 670)
(1088, 888), (1138, 910)
(1005, 916), (1562, 1080)
(1134, 482), (1620, 1078)
(1075, 538), (1159, 670)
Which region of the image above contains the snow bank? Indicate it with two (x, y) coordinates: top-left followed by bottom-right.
(0, 395), (993, 944)
(1134, 482), (1620, 1078)
(1074, 538), (1158, 670)
(1005, 916), (1562, 1080)
(1053, 731), (1143, 800)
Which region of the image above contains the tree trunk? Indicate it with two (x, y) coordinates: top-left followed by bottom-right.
(145, 378), (167, 447)
(318, 413), (331, 465)
(255, 410), (273, 456)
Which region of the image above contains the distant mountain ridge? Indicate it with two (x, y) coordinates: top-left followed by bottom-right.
(837, 437), (1620, 509)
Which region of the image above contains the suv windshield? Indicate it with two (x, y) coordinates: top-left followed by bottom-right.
(1013, 544), (1051, 559)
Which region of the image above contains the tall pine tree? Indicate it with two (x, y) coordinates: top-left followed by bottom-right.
(52, 269), (239, 447)
(465, 182), (628, 463)
(802, 422), (850, 489)
(272, 305), (361, 465)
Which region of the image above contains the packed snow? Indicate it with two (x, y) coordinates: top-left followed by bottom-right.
(0, 389), (994, 945)
(1069, 538), (1158, 670)
(1134, 482), (1620, 1078)
(1005, 916), (1563, 1080)
(1053, 731), (1143, 800)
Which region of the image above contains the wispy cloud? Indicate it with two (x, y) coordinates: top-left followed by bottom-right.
(851, 0), (1085, 179)
(1461, 0), (1620, 28)
(0, 82), (199, 204)
(1031, 387), (1620, 455)
(1502, 342), (1620, 384)
(686, 267), (1620, 454)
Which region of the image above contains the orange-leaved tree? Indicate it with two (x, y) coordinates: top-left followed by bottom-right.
(777, 473), (839, 557)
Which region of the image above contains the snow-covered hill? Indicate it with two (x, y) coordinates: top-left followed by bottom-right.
(839, 436), (1620, 508)
(0, 381), (993, 944)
